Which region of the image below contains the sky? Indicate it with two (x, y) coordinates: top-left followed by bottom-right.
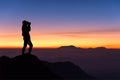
(0, 0), (120, 48)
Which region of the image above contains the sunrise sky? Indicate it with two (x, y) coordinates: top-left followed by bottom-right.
(0, 0), (120, 48)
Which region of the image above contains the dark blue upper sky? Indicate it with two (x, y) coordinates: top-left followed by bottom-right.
(0, 0), (120, 33)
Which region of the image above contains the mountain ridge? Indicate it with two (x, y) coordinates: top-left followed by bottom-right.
(0, 54), (93, 80)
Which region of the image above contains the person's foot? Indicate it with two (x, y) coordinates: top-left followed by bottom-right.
(28, 52), (31, 55)
(22, 53), (25, 55)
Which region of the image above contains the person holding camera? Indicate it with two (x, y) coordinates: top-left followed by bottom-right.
(22, 20), (33, 55)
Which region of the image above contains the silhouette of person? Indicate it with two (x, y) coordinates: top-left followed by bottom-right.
(22, 20), (33, 55)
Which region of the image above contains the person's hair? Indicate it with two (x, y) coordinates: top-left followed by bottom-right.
(22, 20), (31, 25)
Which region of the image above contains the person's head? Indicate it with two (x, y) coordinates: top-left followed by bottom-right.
(22, 20), (27, 25)
(22, 20), (31, 26)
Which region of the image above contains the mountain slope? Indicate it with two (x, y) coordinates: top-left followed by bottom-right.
(0, 54), (93, 80)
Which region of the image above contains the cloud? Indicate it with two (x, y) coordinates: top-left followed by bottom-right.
(48, 28), (120, 35)
(40, 28), (120, 38)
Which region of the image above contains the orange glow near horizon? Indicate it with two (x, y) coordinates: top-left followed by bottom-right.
(0, 30), (120, 49)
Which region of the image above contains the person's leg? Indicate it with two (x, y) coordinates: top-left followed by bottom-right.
(22, 41), (27, 55)
(28, 40), (33, 54)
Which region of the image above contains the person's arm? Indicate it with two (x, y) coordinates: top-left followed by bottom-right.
(28, 22), (31, 31)
(29, 26), (31, 31)
(28, 25), (31, 31)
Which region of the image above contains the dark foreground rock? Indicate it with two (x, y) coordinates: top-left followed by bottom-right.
(0, 54), (93, 80)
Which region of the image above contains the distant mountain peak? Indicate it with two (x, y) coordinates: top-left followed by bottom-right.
(95, 47), (107, 49)
(59, 45), (78, 49)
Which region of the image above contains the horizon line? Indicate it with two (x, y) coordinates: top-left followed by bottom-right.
(0, 46), (120, 49)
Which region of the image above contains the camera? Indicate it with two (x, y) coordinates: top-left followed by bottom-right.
(27, 21), (31, 25)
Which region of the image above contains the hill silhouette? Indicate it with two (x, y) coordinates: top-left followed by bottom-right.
(0, 54), (93, 80)
(58, 45), (80, 51)
(59, 45), (107, 50)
